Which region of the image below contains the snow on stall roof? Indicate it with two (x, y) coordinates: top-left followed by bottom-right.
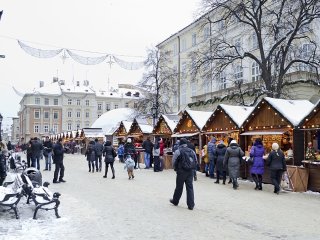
(91, 108), (136, 133)
(139, 124), (153, 134)
(186, 110), (212, 130)
(219, 104), (255, 128)
(264, 97), (314, 126)
(162, 114), (179, 132)
(123, 121), (133, 132)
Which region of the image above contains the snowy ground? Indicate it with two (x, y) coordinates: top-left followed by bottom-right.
(1, 153), (320, 240)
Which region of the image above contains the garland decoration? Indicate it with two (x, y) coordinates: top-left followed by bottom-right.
(66, 50), (108, 65)
(18, 40), (63, 58)
(113, 56), (145, 70)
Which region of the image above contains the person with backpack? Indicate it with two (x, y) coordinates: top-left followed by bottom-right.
(102, 140), (117, 179)
(169, 138), (197, 210)
(85, 140), (96, 173)
(94, 138), (104, 172)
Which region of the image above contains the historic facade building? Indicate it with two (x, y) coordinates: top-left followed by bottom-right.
(18, 77), (142, 141)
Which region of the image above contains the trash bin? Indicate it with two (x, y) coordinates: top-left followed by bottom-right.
(23, 167), (42, 186)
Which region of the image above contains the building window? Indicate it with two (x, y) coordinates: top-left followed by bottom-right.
(85, 122), (90, 127)
(44, 111), (49, 119)
(86, 112), (89, 118)
(34, 110), (40, 119)
(76, 123), (80, 129)
(53, 124), (58, 133)
(98, 103), (102, 110)
(181, 38), (187, 52)
(68, 99), (72, 105)
(44, 98), (49, 105)
(125, 103), (129, 108)
(77, 111), (80, 118)
(251, 61), (260, 82)
(53, 111), (59, 119)
(34, 124), (39, 133)
(114, 104), (118, 109)
(191, 81), (197, 97)
(35, 97), (40, 105)
(106, 104), (110, 111)
(203, 26), (210, 40)
(85, 100), (89, 106)
(67, 111), (72, 118)
(76, 99), (80, 105)
(234, 65), (243, 84)
(97, 114), (101, 118)
(173, 43), (178, 56)
(133, 102), (138, 108)
(252, 34), (258, 49)
(180, 83), (187, 105)
(181, 62), (187, 78)
(44, 125), (49, 133)
(54, 99), (58, 105)
(192, 33), (197, 46)
(67, 123), (72, 131)
(219, 72), (227, 90)
(235, 38), (242, 53)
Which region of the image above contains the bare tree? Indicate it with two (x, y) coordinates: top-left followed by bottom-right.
(136, 47), (178, 118)
(191, 0), (320, 105)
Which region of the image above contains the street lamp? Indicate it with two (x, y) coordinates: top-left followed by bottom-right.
(151, 104), (157, 127)
(0, 113), (3, 141)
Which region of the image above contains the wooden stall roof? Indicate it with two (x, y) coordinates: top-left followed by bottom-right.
(202, 104), (254, 133)
(242, 97), (314, 131)
(173, 110), (212, 136)
(298, 100), (320, 130)
(127, 118), (153, 136)
(113, 121), (133, 137)
(153, 114), (180, 135)
(82, 128), (105, 139)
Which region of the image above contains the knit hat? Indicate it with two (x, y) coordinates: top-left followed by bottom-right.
(127, 138), (132, 143)
(180, 138), (188, 145)
(272, 142), (279, 150)
(230, 140), (237, 144)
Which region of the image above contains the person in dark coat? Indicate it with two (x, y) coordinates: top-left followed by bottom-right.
(52, 138), (66, 183)
(124, 138), (137, 167)
(94, 138), (104, 172)
(249, 138), (265, 190)
(267, 142), (287, 194)
(102, 140), (117, 179)
(153, 138), (161, 172)
(26, 140), (33, 168)
(6, 141), (13, 151)
(85, 140), (96, 173)
(214, 140), (227, 184)
(142, 137), (154, 169)
(223, 139), (244, 190)
(31, 137), (43, 170)
(43, 136), (53, 171)
(208, 137), (217, 179)
(170, 138), (197, 210)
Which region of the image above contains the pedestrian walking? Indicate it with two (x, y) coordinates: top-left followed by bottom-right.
(208, 137), (217, 179)
(117, 142), (124, 163)
(94, 138), (104, 172)
(0, 143), (7, 186)
(153, 138), (161, 172)
(223, 139), (244, 190)
(202, 144), (209, 177)
(214, 140), (227, 184)
(170, 138), (197, 210)
(43, 136), (53, 171)
(249, 138), (265, 190)
(102, 140), (117, 179)
(52, 138), (66, 183)
(85, 140), (96, 173)
(26, 140), (32, 168)
(31, 137), (43, 170)
(142, 137), (154, 169)
(124, 155), (135, 180)
(124, 138), (137, 168)
(266, 143), (287, 194)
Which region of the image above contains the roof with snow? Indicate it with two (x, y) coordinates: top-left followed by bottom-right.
(186, 110), (212, 130)
(91, 108), (136, 133)
(219, 104), (255, 128)
(264, 97), (314, 126)
(298, 99), (320, 129)
(162, 114), (180, 132)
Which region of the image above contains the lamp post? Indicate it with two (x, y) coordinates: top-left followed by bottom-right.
(0, 113), (3, 142)
(151, 104), (157, 127)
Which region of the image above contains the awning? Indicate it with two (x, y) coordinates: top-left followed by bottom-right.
(204, 130), (237, 134)
(171, 132), (199, 138)
(240, 129), (289, 136)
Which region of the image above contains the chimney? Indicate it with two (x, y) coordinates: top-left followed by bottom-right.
(53, 77), (58, 83)
(76, 81), (80, 86)
(39, 81), (44, 88)
(59, 80), (65, 85)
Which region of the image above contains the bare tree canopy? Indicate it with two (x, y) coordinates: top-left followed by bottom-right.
(136, 47), (178, 117)
(191, 0), (320, 105)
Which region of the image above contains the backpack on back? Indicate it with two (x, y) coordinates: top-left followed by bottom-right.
(179, 147), (196, 170)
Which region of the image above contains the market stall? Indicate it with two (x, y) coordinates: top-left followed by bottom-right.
(127, 118), (153, 164)
(172, 110), (212, 167)
(299, 100), (320, 191)
(241, 97), (314, 183)
(153, 114), (180, 169)
(202, 104), (254, 177)
(112, 120), (133, 146)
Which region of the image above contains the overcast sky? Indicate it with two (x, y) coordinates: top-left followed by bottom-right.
(0, 0), (201, 129)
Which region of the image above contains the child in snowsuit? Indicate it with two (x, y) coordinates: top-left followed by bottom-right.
(124, 155), (135, 180)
